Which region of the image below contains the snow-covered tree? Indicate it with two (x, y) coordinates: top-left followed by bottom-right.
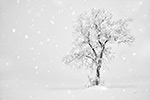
(62, 8), (134, 87)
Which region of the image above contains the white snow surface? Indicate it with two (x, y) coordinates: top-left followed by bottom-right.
(0, 80), (150, 100)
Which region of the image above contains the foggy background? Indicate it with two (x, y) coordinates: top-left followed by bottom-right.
(0, 0), (150, 88)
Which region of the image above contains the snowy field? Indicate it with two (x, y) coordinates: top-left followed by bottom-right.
(0, 80), (150, 100)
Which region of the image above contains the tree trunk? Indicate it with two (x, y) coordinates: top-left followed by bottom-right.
(86, 60), (103, 87)
(95, 64), (101, 85)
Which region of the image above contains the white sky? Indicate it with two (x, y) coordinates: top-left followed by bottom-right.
(0, 0), (150, 85)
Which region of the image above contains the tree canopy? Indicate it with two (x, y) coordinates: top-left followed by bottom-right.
(62, 8), (134, 71)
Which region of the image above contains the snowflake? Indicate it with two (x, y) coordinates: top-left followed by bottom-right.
(46, 38), (50, 42)
(65, 26), (68, 29)
(17, 0), (20, 4)
(72, 11), (75, 15)
(17, 56), (20, 59)
(132, 52), (136, 56)
(25, 35), (29, 39)
(50, 20), (55, 24)
(35, 66), (38, 69)
(12, 28), (16, 33)
(139, 1), (143, 5)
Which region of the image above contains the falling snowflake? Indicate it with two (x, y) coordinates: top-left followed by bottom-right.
(139, 29), (143, 32)
(5, 62), (9, 66)
(72, 11), (75, 15)
(25, 34), (29, 39)
(139, 1), (143, 5)
(67, 90), (71, 94)
(132, 52), (136, 56)
(17, 0), (20, 4)
(17, 56), (20, 59)
(12, 28), (16, 33)
(35, 65), (38, 69)
(50, 20), (55, 24)
(52, 16), (55, 19)
(46, 38), (50, 42)
(30, 47), (34, 50)
(65, 26), (68, 29)
(55, 44), (59, 47)
(36, 71), (39, 75)
(37, 31), (41, 34)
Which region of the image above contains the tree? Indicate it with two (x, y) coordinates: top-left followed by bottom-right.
(62, 8), (135, 87)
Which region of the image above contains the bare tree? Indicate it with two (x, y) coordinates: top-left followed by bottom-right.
(62, 8), (134, 87)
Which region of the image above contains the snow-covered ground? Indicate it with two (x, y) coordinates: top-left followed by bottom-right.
(0, 80), (150, 100)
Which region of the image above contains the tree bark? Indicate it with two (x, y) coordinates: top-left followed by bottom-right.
(95, 44), (106, 85)
(95, 64), (101, 85)
(93, 58), (102, 86)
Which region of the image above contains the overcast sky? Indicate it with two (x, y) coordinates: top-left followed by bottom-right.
(0, 0), (150, 85)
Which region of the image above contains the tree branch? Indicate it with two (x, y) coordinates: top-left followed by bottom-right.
(99, 40), (109, 58)
(85, 55), (95, 61)
(104, 39), (109, 45)
(98, 40), (103, 47)
(88, 42), (97, 58)
(94, 23), (101, 33)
